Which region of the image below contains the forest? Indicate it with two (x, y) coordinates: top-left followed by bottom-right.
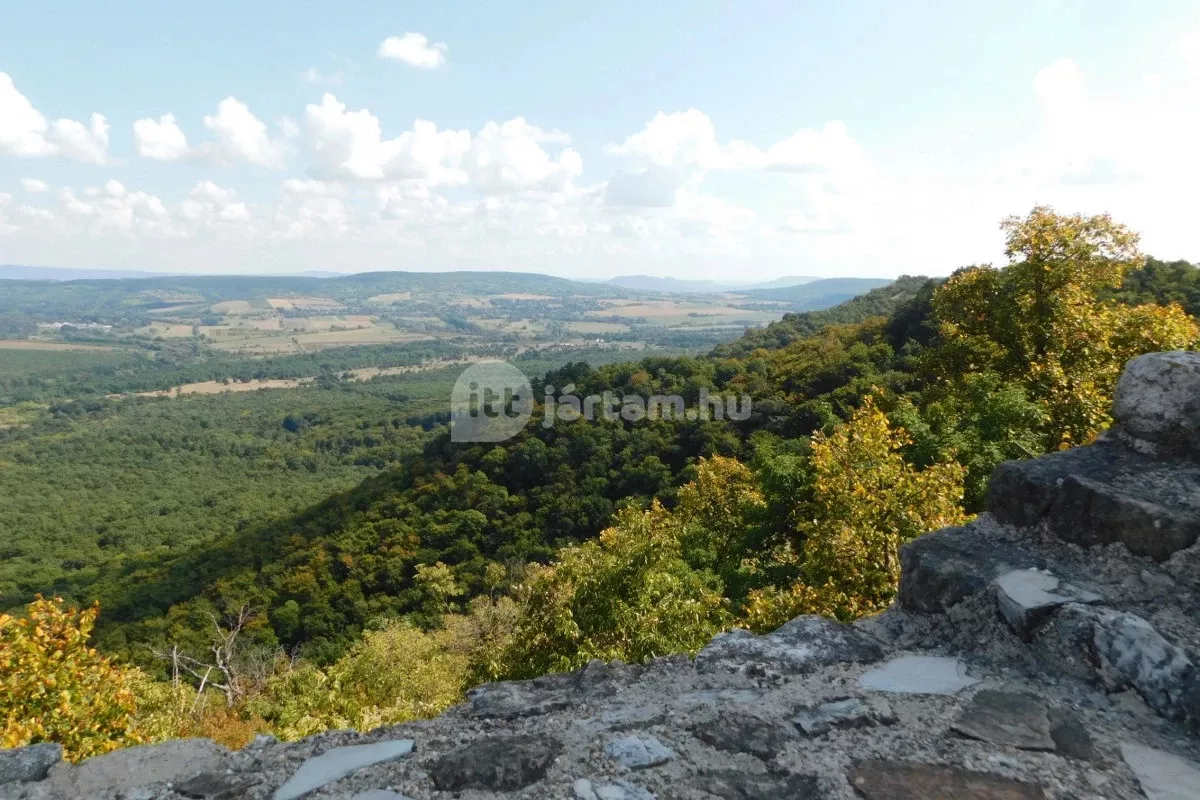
(2, 207), (1199, 758)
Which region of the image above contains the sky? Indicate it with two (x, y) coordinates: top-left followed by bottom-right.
(1, 0), (1198, 280)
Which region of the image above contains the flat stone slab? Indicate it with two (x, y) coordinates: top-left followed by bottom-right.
(1121, 742), (1200, 800)
(951, 690), (1055, 751)
(274, 739), (414, 800)
(859, 656), (979, 695)
(849, 760), (1047, 799)
(695, 615), (883, 675)
(994, 569), (1101, 639)
(0, 742), (61, 784)
(604, 735), (674, 769)
(574, 777), (655, 800)
(431, 734), (561, 791)
(793, 697), (895, 737)
(177, 771), (260, 799)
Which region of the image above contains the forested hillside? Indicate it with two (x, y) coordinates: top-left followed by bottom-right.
(3, 208), (1198, 757)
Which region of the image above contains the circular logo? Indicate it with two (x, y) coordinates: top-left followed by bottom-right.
(450, 361), (534, 442)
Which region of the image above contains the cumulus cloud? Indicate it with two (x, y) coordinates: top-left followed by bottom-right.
(132, 98), (289, 168)
(19, 178), (48, 193)
(302, 67), (344, 85)
(463, 118), (582, 194)
(377, 33), (447, 69)
(304, 94), (470, 183)
(133, 113), (190, 161)
(181, 180), (250, 223)
(0, 73), (109, 163)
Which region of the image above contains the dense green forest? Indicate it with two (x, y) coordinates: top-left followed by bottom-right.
(2, 209), (1198, 754)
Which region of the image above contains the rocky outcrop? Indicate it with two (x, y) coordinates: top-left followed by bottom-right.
(5, 351), (1200, 799)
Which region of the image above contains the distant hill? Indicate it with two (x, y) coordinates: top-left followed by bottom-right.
(745, 277), (892, 307)
(0, 265), (172, 280)
(713, 275), (939, 358)
(606, 274), (821, 293)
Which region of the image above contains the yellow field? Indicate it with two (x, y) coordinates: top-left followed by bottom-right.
(493, 293), (553, 301)
(210, 300), (258, 314)
(266, 296), (345, 309)
(136, 378), (313, 397)
(0, 340), (115, 351)
(567, 321), (631, 334)
(367, 292), (413, 304)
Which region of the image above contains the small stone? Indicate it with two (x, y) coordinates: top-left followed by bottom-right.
(604, 735), (674, 769)
(176, 772), (260, 799)
(0, 743), (62, 784)
(694, 615), (883, 675)
(859, 655), (979, 695)
(273, 739), (414, 800)
(951, 690), (1055, 751)
(350, 792), (415, 800)
(574, 777), (656, 800)
(994, 569), (1101, 640)
(430, 735), (561, 791)
(793, 697), (894, 737)
(1048, 708), (1099, 762)
(849, 760), (1047, 799)
(691, 710), (795, 760)
(1120, 741), (1200, 800)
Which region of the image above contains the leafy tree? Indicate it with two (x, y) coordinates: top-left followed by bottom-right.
(498, 503), (730, 678)
(931, 207), (1199, 448)
(0, 597), (143, 759)
(745, 396), (966, 627)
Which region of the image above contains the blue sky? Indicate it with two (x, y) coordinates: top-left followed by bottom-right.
(1, 1), (1198, 278)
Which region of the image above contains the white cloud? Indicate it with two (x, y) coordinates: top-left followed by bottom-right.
(133, 113), (190, 161)
(304, 94), (469, 183)
(19, 178), (48, 193)
(463, 118), (582, 194)
(181, 180), (249, 223)
(377, 33), (447, 69)
(0, 73), (109, 163)
(202, 97), (289, 168)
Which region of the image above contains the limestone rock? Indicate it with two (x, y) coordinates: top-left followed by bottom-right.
(1120, 741), (1200, 800)
(849, 760), (1047, 799)
(1113, 350), (1200, 459)
(605, 735), (674, 769)
(951, 690), (1055, 751)
(273, 739), (413, 800)
(899, 525), (1035, 613)
(792, 698), (895, 737)
(690, 709), (796, 760)
(694, 615), (883, 675)
(1047, 708), (1099, 762)
(48, 738), (227, 797)
(994, 568), (1101, 639)
(0, 743), (61, 785)
(1049, 473), (1200, 560)
(350, 792), (415, 800)
(430, 734), (561, 791)
(859, 656), (979, 695)
(1056, 605), (1196, 722)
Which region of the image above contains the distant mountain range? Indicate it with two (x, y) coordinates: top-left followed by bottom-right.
(0, 265), (173, 280)
(604, 275), (821, 293)
(743, 277), (892, 307)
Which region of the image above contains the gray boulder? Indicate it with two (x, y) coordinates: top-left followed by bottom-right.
(694, 615), (883, 675)
(0, 743), (61, 785)
(1113, 350), (1200, 459)
(430, 734), (561, 791)
(994, 568), (1101, 639)
(47, 738), (227, 797)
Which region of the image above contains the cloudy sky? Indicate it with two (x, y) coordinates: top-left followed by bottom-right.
(1, 0), (1198, 279)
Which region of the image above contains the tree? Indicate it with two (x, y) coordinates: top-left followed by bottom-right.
(498, 503), (730, 678)
(745, 396), (966, 627)
(931, 207), (1199, 448)
(0, 597), (142, 759)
